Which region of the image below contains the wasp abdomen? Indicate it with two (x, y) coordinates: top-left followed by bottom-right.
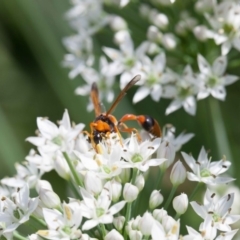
(141, 115), (155, 131)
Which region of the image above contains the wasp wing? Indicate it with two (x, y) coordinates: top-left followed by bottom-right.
(106, 75), (141, 116)
(91, 82), (102, 117)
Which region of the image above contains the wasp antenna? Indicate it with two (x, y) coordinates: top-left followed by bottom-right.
(92, 82), (98, 92)
(133, 74), (141, 82)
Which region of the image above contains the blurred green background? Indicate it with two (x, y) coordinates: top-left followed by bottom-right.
(0, 0), (240, 234)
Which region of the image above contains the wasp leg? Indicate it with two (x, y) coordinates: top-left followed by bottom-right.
(118, 114), (161, 138)
(118, 122), (142, 142)
(107, 115), (123, 146)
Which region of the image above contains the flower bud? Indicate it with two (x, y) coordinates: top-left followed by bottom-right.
(149, 190), (163, 210)
(129, 230), (143, 240)
(170, 160), (186, 186)
(132, 216), (141, 230)
(134, 174), (145, 192)
(36, 180), (53, 193)
(33, 200), (44, 219)
(113, 216), (125, 231)
(151, 13), (169, 30)
(138, 212), (155, 236)
(39, 188), (61, 209)
(110, 16), (127, 32)
(193, 25), (212, 41)
(157, 141), (175, 171)
(105, 229), (124, 240)
(195, 0), (213, 13)
(147, 26), (162, 42)
(162, 216), (180, 236)
(161, 33), (177, 50)
(153, 208), (167, 223)
(119, 168), (131, 183)
(173, 193), (188, 215)
(84, 171), (102, 196)
(54, 153), (70, 180)
(123, 183), (139, 202)
(111, 180), (122, 202)
(139, 4), (151, 18)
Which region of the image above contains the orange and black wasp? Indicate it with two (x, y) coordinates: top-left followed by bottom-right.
(84, 75), (161, 153)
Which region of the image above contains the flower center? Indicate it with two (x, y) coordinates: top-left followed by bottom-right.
(103, 165), (111, 174)
(207, 76), (218, 88)
(178, 85), (192, 99)
(146, 74), (158, 87)
(52, 135), (62, 146)
(62, 226), (72, 235)
(124, 57), (135, 68)
(96, 207), (105, 217)
(131, 153), (143, 163)
(200, 168), (211, 177)
(222, 23), (235, 35)
(212, 212), (221, 222)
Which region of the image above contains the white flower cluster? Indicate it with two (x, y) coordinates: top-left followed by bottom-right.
(63, 0), (239, 116)
(0, 110), (239, 239)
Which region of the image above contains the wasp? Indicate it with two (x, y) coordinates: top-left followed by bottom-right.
(84, 75), (161, 153)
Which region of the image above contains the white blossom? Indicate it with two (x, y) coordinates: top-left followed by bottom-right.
(182, 147), (234, 185)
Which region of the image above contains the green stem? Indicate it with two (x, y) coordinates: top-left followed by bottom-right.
(123, 168), (138, 239)
(174, 212), (181, 220)
(13, 231), (27, 240)
(69, 180), (82, 200)
(63, 152), (83, 187)
(164, 185), (178, 210)
(124, 202), (132, 239)
(131, 168), (138, 184)
(155, 168), (165, 189)
(209, 98), (234, 174)
(99, 223), (106, 237)
(189, 182), (202, 201)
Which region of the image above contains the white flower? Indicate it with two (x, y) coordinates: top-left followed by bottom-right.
(105, 229), (124, 240)
(1, 161), (42, 189)
(118, 134), (166, 172)
(37, 201), (83, 239)
(182, 147), (234, 185)
(197, 55), (238, 101)
(26, 110), (84, 153)
(63, 34), (94, 79)
(163, 125), (194, 152)
(191, 189), (240, 233)
(183, 219), (216, 240)
(139, 212), (155, 236)
(80, 187), (126, 230)
(204, 1), (240, 55)
(75, 141), (123, 179)
(165, 65), (199, 115)
(102, 34), (146, 81)
(132, 52), (173, 103)
(0, 184), (38, 234)
(26, 148), (55, 173)
(151, 218), (180, 240)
